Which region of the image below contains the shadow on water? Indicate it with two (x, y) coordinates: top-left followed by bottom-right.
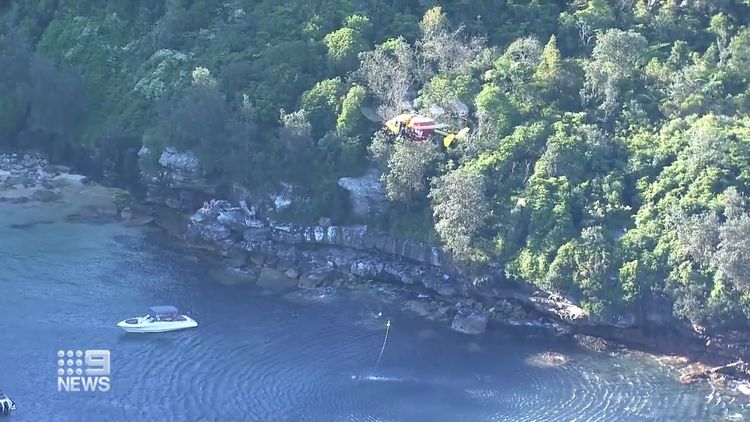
(9, 219), (55, 230)
(115, 332), (191, 345)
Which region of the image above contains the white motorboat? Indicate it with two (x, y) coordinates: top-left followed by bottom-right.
(117, 306), (198, 333)
(0, 390), (15, 416)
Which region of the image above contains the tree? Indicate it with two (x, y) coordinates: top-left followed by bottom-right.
(27, 55), (88, 143)
(367, 130), (392, 168)
(486, 36), (543, 112)
(356, 37), (415, 118)
(675, 212), (720, 268)
(715, 211), (750, 292)
(191, 66), (216, 88)
(383, 139), (438, 204)
(728, 28), (750, 77)
(430, 166), (489, 263)
(472, 84), (515, 155)
(560, 0), (616, 47)
(582, 29), (648, 122)
(534, 35), (562, 91)
(417, 6), (484, 74)
(324, 27), (365, 71)
(277, 108), (315, 181)
(300, 77), (344, 138)
(709, 13), (734, 66)
(336, 84), (367, 135)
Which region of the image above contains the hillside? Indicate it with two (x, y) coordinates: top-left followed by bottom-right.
(1, 0), (749, 332)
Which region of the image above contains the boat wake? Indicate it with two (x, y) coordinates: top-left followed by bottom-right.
(350, 374), (409, 383)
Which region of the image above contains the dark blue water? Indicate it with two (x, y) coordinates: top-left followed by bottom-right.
(1, 201), (748, 421)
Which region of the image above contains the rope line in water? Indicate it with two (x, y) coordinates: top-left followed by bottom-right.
(375, 320), (391, 370)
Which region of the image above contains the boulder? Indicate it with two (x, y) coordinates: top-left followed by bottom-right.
(31, 189), (60, 202)
(436, 282), (457, 297)
(350, 259), (384, 278)
(525, 352), (570, 367)
(284, 268), (300, 279)
(216, 209), (246, 231)
(158, 147), (201, 173)
(299, 267), (335, 289)
(270, 223), (304, 244)
(257, 267), (297, 290)
(337, 171), (387, 218)
(574, 334), (610, 353)
(211, 266), (258, 285)
(243, 227), (271, 243)
(123, 215), (155, 226)
(403, 300), (436, 318)
(382, 263), (416, 285)
(65, 204), (119, 224)
(198, 223), (231, 242)
(270, 182), (295, 211)
(244, 218), (266, 228)
(451, 310), (489, 335)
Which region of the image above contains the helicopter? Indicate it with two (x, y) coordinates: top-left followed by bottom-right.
(384, 112), (470, 149)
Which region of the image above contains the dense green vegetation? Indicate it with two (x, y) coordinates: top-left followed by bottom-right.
(2, 0), (749, 330)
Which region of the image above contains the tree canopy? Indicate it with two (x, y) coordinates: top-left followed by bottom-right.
(2, 0), (750, 331)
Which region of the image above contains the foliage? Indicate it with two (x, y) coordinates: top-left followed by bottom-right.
(430, 165), (489, 263)
(3, 0), (750, 330)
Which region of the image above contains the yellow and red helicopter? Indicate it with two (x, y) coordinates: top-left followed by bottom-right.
(384, 112), (470, 149)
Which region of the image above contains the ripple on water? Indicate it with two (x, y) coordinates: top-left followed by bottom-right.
(3, 202), (749, 422)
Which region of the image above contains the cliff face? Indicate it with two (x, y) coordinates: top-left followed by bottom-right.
(138, 146), (214, 211)
(186, 199), (462, 295)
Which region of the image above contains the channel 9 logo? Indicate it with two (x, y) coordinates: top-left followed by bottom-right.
(56, 349), (111, 392)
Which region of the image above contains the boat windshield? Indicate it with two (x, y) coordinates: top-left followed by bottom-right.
(155, 314), (186, 322)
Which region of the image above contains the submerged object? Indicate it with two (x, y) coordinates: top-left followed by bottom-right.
(0, 391), (15, 416)
(116, 306), (198, 333)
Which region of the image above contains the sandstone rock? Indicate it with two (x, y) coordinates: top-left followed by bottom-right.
(403, 300), (436, 318)
(337, 171), (387, 218)
(574, 334), (609, 353)
(270, 182), (295, 211)
(199, 223), (231, 241)
(120, 207), (134, 220)
(211, 266), (258, 285)
(256, 267), (297, 290)
(158, 147), (201, 173)
(299, 267), (335, 289)
(245, 218), (266, 228)
(271, 225), (304, 244)
(216, 209), (246, 231)
(123, 215), (155, 226)
(436, 283), (457, 297)
(350, 259), (384, 278)
(451, 310), (489, 335)
(285, 268), (300, 279)
(31, 189), (60, 202)
(244, 227), (271, 243)
(525, 352), (570, 367)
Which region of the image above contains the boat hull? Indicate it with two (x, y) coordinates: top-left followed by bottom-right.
(117, 316), (198, 333)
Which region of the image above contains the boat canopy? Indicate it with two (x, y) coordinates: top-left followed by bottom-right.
(150, 305), (180, 316)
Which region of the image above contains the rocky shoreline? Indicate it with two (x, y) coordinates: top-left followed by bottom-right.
(3, 150), (749, 402)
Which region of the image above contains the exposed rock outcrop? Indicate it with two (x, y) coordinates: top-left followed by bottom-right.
(525, 352), (570, 367)
(337, 170), (387, 218)
(574, 334), (611, 353)
(138, 146), (214, 211)
(451, 308), (489, 335)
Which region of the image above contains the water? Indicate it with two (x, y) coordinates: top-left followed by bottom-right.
(0, 201), (748, 421)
